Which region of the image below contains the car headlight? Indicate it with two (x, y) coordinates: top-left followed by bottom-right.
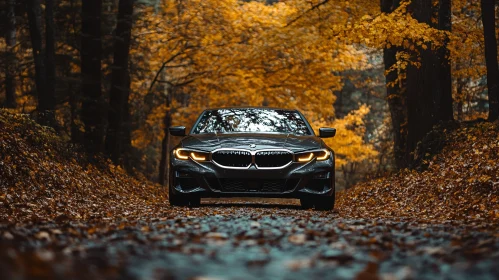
(316, 150), (330, 161)
(174, 148), (209, 161)
(297, 152), (314, 162)
(295, 149), (330, 162)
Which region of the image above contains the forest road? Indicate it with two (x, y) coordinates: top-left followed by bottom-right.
(1, 200), (498, 280)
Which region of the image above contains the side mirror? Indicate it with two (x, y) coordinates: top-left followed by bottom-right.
(169, 126), (186, 137)
(319, 127), (336, 138)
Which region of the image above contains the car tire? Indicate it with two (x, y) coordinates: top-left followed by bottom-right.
(168, 170), (188, 206)
(169, 186), (188, 206)
(314, 194), (335, 211)
(300, 198), (314, 209)
(169, 192), (200, 207)
(188, 196), (201, 207)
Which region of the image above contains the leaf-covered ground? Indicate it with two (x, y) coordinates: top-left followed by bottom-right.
(1, 204), (498, 279)
(1, 111), (498, 279)
(0, 111), (170, 224)
(337, 121), (499, 222)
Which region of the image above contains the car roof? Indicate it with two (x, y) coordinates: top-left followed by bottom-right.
(203, 106), (298, 111)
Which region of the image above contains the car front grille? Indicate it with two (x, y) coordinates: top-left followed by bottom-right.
(212, 150), (252, 168)
(220, 179), (249, 192)
(214, 178), (299, 193)
(211, 149), (293, 169)
(255, 150), (293, 168)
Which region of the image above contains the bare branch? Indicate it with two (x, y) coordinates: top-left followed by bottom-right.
(285, 0), (330, 27)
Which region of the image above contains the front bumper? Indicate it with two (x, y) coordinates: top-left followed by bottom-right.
(169, 156), (335, 198)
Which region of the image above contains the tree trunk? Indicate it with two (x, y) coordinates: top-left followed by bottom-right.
(481, 0), (499, 121)
(159, 109), (172, 186)
(42, 0), (57, 127)
(4, 0), (17, 108)
(102, 0), (120, 79)
(384, 47), (408, 169)
(70, 86), (82, 143)
(456, 79), (465, 120)
(436, 0), (453, 121)
(381, 0), (407, 168)
(405, 0), (438, 165)
(26, 0), (50, 125)
(158, 70), (173, 186)
(81, 0), (104, 154)
(455, 61), (466, 121)
(105, 0), (134, 165)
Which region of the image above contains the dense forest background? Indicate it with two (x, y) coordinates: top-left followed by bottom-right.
(0, 0), (498, 189)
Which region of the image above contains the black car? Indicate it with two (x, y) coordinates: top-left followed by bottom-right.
(168, 107), (336, 210)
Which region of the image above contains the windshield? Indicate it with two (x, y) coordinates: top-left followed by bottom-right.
(191, 108), (312, 135)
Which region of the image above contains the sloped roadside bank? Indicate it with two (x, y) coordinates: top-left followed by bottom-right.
(337, 121), (499, 222)
(0, 111), (170, 224)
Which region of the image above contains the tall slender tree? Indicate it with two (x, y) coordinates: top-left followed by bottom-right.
(81, 0), (104, 153)
(158, 89), (172, 186)
(436, 0), (453, 121)
(381, 0), (407, 168)
(404, 0), (454, 165)
(105, 0), (135, 165)
(43, 0), (57, 127)
(26, 0), (54, 126)
(4, 0), (17, 108)
(480, 0), (499, 121)
(405, 0), (436, 164)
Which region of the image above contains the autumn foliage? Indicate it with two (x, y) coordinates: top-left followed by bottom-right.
(2, 0), (498, 185)
(130, 0), (379, 176)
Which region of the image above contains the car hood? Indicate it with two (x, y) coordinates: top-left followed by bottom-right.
(180, 133), (324, 153)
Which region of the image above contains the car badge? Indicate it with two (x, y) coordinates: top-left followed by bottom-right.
(249, 144), (256, 148)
